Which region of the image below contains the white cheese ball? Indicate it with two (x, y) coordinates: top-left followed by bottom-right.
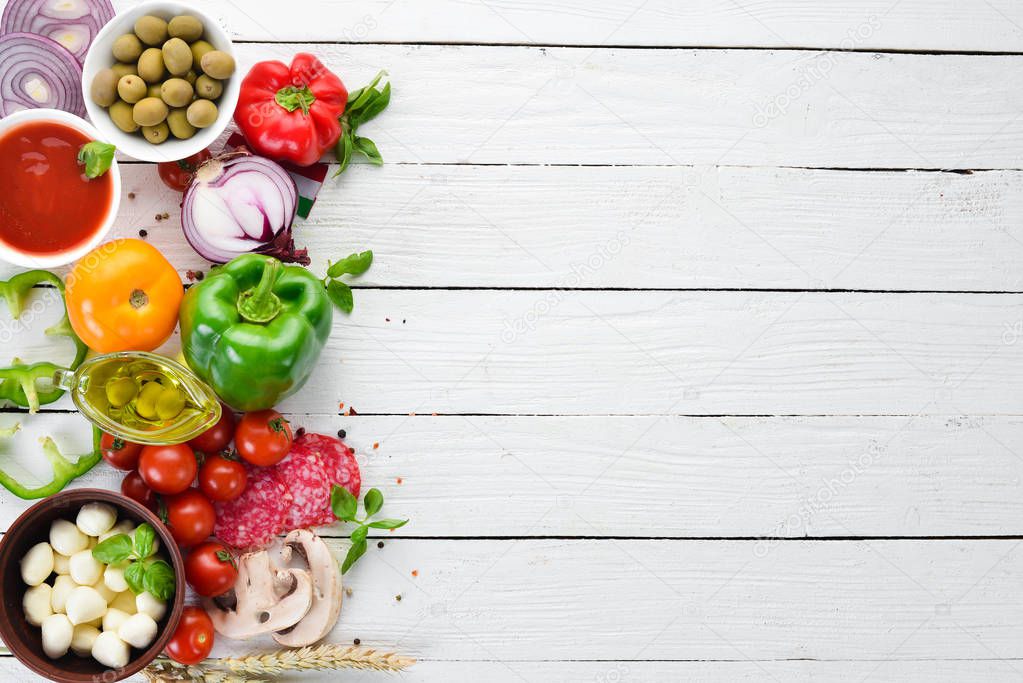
(92, 579), (117, 604)
(98, 521), (133, 543)
(70, 623), (101, 657)
(50, 519), (88, 556)
(109, 591), (137, 615)
(23, 583), (53, 626)
(102, 608), (131, 633)
(135, 592), (166, 621)
(103, 564), (130, 593)
(84, 615), (104, 628)
(51, 575), (76, 614)
(69, 549), (104, 586)
(117, 612), (158, 648)
(21, 542), (54, 586)
(41, 613), (73, 659)
(65, 586), (107, 625)
(76, 503), (117, 537)
(52, 552), (71, 576)
(91, 631), (130, 669)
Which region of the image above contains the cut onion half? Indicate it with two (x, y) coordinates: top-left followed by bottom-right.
(0, 0), (114, 63)
(0, 32), (85, 117)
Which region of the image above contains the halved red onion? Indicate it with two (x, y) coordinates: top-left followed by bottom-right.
(0, 0), (113, 63)
(0, 32), (84, 117)
(182, 153), (309, 265)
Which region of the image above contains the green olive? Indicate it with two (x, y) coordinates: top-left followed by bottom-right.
(137, 47), (165, 83)
(133, 15), (168, 46)
(110, 62), (138, 79)
(89, 69), (119, 107)
(168, 15), (203, 42)
(108, 100), (138, 132)
(142, 122), (170, 145)
(147, 83), (162, 98)
(199, 50), (235, 80)
(193, 74), (222, 100)
(161, 37), (193, 76)
(111, 33), (143, 62)
(105, 377), (138, 409)
(185, 99), (218, 128)
(155, 385), (186, 420)
(166, 108), (195, 139)
(189, 40), (214, 67)
(132, 97), (169, 126)
(183, 69), (198, 85)
(116, 75), (147, 104)
(160, 77), (193, 107)
(135, 381), (164, 420)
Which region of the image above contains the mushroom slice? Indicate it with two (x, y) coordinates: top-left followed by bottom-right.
(273, 529), (343, 647)
(202, 551), (313, 640)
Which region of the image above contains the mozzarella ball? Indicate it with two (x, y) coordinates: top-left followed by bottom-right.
(69, 549), (104, 586)
(98, 520), (134, 543)
(102, 608), (130, 633)
(50, 520), (88, 556)
(41, 613), (73, 659)
(109, 591), (137, 615)
(51, 575), (76, 614)
(103, 564), (129, 593)
(91, 631), (130, 669)
(76, 503), (117, 537)
(21, 542), (54, 586)
(84, 615), (104, 628)
(70, 623), (101, 657)
(52, 552), (71, 576)
(92, 579), (117, 604)
(135, 592), (166, 621)
(23, 583), (53, 626)
(118, 612), (158, 648)
(87, 536), (98, 549)
(65, 586), (107, 625)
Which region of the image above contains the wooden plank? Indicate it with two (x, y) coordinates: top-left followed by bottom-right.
(3, 414), (1023, 538)
(108, 0), (1023, 53)
(19, 165), (1023, 292)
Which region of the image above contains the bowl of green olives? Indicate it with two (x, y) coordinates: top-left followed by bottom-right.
(81, 1), (240, 162)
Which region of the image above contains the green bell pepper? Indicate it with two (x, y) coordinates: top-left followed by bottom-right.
(180, 254), (333, 411)
(0, 424), (102, 499)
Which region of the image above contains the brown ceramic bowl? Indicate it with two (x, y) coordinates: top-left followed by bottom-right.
(0, 489), (185, 682)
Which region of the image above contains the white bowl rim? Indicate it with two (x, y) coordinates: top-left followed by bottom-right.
(0, 108), (121, 268)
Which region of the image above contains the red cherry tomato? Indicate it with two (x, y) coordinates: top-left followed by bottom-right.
(138, 443), (198, 495)
(198, 452), (247, 502)
(184, 541), (238, 597)
(235, 410), (293, 467)
(100, 432), (143, 471)
(121, 470), (157, 511)
(165, 605), (215, 665)
(157, 148), (211, 192)
(189, 405), (236, 453)
(162, 488), (216, 547)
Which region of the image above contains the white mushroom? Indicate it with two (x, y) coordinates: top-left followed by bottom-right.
(273, 529), (343, 647)
(51, 575), (76, 614)
(41, 613), (73, 659)
(76, 503), (117, 537)
(91, 631), (130, 668)
(21, 541), (54, 586)
(102, 608), (131, 633)
(70, 623), (100, 657)
(65, 586), (107, 625)
(104, 564), (129, 593)
(50, 519), (88, 556)
(69, 549), (104, 586)
(118, 612), (158, 648)
(109, 591), (137, 615)
(135, 591), (166, 621)
(203, 550), (313, 640)
(52, 552), (71, 576)
(23, 583), (53, 626)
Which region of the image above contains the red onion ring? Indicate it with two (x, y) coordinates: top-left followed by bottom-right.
(0, 32), (84, 117)
(0, 0), (113, 63)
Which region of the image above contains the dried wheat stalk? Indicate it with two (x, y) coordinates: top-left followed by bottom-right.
(223, 643), (416, 675)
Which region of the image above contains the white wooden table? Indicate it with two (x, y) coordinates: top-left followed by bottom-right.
(3, 1), (1023, 680)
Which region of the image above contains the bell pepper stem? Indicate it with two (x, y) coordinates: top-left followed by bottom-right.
(275, 85), (317, 115)
(238, 258), (284, 324)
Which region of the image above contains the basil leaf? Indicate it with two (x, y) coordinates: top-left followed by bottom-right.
(326, 280), (354, 314)
(353, 136), (383, 165)
(351, 524), (368, 544)
(327, 251), (373, 278)
(355, 82), (390, 124)
(92, 534), (133, 564)
(77, 141), (116, 178)
(334, 131), (354, 176)
(331, 485), (358, 521)
(363, 487), (384, 516)
(133, 523), (155, 559)
(143, 560), (176, 600)
(124, 561), (146, 594)
(346, 70), (385, 113)
(367, 518), (408, 530)
(341, 538), (367, 574)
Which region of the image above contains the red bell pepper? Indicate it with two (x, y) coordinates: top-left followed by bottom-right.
(234, 53), (348, 167)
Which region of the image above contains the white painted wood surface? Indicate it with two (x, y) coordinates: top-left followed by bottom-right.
(2, 1), (1022, 681)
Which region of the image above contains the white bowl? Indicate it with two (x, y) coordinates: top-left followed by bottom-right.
(81, 1), (240, 162)
(0, 108), (121, 268)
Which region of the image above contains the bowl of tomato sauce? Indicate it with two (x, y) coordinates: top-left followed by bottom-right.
(0, 108), (120, 268)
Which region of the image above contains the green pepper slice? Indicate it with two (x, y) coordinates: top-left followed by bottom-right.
(0, 424), (102, 499)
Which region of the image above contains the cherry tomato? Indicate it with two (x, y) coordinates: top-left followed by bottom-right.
(184, 541), (238, 597)
(100, 432), (143, 471)
(121, 470), (157, 511)
(165, 605), (215, 665)
(157, 148), (211, 192)
(198, 452), (247, 502)
(162, 488), (216, 547)
(189, 405), (236, 453)
(139, 443), (197, 495)
(235, 410), (293, 467)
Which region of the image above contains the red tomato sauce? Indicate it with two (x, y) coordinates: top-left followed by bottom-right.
(0, 120), (114, 255)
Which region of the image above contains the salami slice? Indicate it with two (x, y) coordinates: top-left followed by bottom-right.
(295, 432), (361, 498)
(214, 465), (292, 550)
(275, 443), (333, 529)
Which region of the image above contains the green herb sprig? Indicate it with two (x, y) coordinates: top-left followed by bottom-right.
(334, 71), (390, 176)
(322, 250), (373, 314)
(330, 486), (407, 573)
(92, 523), (175, 600)
(77, 141), (116, 179)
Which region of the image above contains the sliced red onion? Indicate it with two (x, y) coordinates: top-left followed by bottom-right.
(0, 0), (113, 63)
(0, 32), (84, 117)
(182, 153), (308, 265)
